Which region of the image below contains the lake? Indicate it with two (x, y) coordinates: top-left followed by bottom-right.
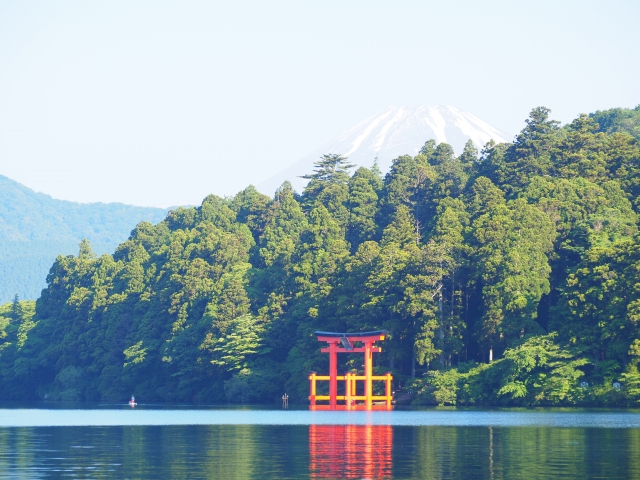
(0, 403), (639, 478)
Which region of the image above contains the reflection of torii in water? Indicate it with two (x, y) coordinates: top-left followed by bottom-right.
(129, 395), (137, 407)
(309, 424), (393, 479)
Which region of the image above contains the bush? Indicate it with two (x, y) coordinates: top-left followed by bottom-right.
(413, 369), (462, 406)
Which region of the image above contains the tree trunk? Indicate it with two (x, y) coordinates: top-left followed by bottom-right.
(411, 351), (416, 379)
(438, 288), (445, 366)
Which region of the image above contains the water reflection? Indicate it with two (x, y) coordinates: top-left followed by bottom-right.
(0, 420), (639, 478)
(309, 425), (393, 478)
(0, 425), (309, 478)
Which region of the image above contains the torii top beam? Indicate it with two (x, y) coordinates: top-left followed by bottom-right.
(314, 330), (388, 340)
(315, 331), (387, 347)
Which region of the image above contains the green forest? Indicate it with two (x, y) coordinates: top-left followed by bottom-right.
(2, 105), (640, 407)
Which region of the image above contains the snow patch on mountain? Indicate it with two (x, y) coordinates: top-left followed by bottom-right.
(257, 105), (511, 196)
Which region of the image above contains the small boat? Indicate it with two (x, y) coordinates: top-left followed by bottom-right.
(129, 395), (137, 407)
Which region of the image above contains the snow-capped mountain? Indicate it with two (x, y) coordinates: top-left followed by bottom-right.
(257, 105), (511, 195)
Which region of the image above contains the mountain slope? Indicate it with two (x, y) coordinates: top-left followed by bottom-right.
(258, 105), (511, 195)
(0, 175), (168, 302)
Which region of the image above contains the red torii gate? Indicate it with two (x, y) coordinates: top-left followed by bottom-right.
(309, 330), (393, 410)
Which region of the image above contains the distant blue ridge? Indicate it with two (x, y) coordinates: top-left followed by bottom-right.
(0, 175), (169, 303)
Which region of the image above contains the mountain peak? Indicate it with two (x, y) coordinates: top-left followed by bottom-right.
(258, 105), (511, 195)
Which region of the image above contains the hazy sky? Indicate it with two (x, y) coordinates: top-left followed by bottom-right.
(1, 1), (638, 207)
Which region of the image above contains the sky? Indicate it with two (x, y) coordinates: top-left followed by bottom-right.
(0, 1), (638, 208)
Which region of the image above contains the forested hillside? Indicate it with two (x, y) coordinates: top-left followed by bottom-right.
(0, 175), (168, 303)
(591, 104), (640, 140)
(1, 106), (640, 407)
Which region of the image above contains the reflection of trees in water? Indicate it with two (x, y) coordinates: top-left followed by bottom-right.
(309, 424), (393, 478)
(1, 423), (640, 477)
(410, 426), (640, 479)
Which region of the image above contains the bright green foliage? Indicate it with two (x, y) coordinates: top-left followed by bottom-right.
(413, 335), (588, 406)
(429, 199), (470, 365)
(459, 139), (479, 166)
(430, 143), (456, 166)
(521, 177), (636, 246)
(496, 334), (588, 405)
(473, 198), (556, 354)
(211, 314), (265, 372)
(346, 167), (381, 251)
(552, 238), (640, 363)
(497, 107), (561, 192)
(413, 369), (462, 405)
(467, 176), (506, 221)
(3, 105), (640, 406)
(553, 115), (610, 181)
(0, 298), (36, 349)
(590, 105), (640, 140)
(10, 294), (23, 323)
(294, 204), (350, 296)
(380, 154), (436, 236)
(419, 139), (437, 159)
(230, 185), (272, 241)
(301, 154), (354, 228)
(430, 143), (469, 200)
(258, 182), (308, 271)
(620, 340), (640, 403)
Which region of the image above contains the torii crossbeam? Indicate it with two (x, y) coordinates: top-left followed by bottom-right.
(309, 330), (393, 410)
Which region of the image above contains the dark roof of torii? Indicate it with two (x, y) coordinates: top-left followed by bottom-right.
(314, 330), (388, 338)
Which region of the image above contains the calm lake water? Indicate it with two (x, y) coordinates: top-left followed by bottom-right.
(0, 403), (639, 479)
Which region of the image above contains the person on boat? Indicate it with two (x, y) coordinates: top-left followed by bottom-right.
(129, 395), (136, 406)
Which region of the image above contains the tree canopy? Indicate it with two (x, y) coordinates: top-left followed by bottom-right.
(1, 106), (640, 407)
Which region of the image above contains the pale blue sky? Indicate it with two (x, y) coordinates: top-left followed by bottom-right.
(0, 1), (638, 207)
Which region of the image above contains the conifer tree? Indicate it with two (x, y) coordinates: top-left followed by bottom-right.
(380, 154), (435, 240)
(419, 139), (437, 160)
(78, 238), (96, 260)
(473, 199), (556, 360)
(301, 154), (354, 227)
(459, 139), (479, 165)
(10, 294), (23, 323)
(430, 143), (456, 166)
(500, 107), (561, 192)
(347, 167), (381, 251)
